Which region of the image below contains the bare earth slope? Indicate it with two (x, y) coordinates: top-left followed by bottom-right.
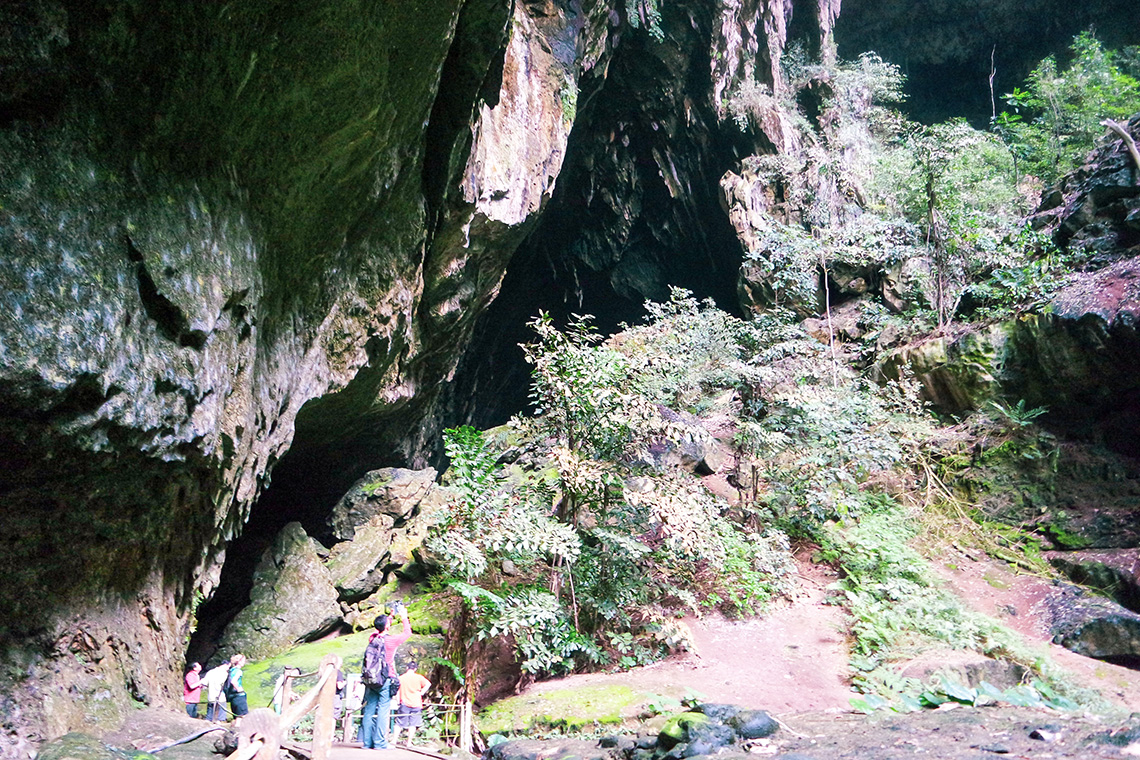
(527, 555), (852, 713)
(506, 550), (1140, 758)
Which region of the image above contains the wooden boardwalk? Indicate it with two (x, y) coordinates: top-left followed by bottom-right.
(326, 746), (449, 760)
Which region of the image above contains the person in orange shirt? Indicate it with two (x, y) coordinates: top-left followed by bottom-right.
(391, 659), (431, 747)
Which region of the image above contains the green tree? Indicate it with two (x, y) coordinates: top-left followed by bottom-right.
(997, 32), (1140, 184)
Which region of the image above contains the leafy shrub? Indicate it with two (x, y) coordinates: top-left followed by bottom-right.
(997, 32), (1140, 185)
(433, 307), (800, 682)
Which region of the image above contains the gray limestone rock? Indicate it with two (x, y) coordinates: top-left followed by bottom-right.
(1046, 583), (1140, 660)
(328, 468), (439, 542)
(217, 523), (342, 661)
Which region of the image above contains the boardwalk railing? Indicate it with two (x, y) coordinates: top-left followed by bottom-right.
(224, 655), (476, 760)
(226, 654), (339, 760)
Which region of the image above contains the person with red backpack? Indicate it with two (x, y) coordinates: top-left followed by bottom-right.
(359, 602), (411, 749)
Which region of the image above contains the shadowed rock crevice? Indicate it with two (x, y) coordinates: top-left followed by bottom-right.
(448, 0), (753, 429)
(125, 235), (207, 351)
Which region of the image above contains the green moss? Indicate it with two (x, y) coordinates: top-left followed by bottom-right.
(1041, 522), (1092, 550)
(354, 581), (401, 630)
(242, 630), (442, 711)
(361, 473), (397, 496)
(404, 593), (454, 635)
(476, 684), (648, 735)
(660, 711), (708, 744)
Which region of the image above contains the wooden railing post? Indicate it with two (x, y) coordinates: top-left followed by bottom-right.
(281, 672), (294, 714)
(340, 706), (353, 744)
(311, 655), (338, 760)
(231, 709), (280, 760)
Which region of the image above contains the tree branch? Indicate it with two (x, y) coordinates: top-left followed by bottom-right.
(1102, 119), (1140, 181)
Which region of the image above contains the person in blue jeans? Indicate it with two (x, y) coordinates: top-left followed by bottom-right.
(359, 602), (411, 749)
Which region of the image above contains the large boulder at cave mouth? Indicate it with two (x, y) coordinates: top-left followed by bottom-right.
(324, 515), (396, 601)
(328, 468), (440, 542)
(324, 469), (453, 598)
(217, 522), (342, 661)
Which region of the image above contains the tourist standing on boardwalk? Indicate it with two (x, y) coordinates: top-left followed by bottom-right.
(227, 654), (249, 718)
(183, 662), (202, 718)
(359, 602), (411, 749)
(202, 662), (230, 721)
(391, 659), (431, 747)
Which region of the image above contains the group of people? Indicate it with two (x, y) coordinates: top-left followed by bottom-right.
(360, 601), (432, 749)
(182, 654), (248, 721)
(179, 601), (430, 749)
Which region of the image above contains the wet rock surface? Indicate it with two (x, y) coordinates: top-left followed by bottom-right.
(486, 706), (1140, 760)
(216, 523), (342, 661)
(323, 467), (453, 600)
(1048, 548), (1140, 613)
(1045, 583), (1140, 663)
(327, 468), (441, 543)
(1032, 114), (1140, 264)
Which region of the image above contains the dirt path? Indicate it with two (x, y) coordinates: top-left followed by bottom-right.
(521, 545), (1140, 722)
(930, 547), (1140, 712)
(528, 555), (854, 714)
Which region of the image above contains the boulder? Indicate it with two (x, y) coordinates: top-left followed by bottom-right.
(328, 468), (439, 542)
(387, 485), (455, 567)
(727, 709), (779, 739)
(694, 703), (740, 722)
(324, 515), (396, 601)
(217, 523), (342, 661)
(899, 651), (1028, 691)
(681, 722), (736, 756)
(875, 323), (1013, 414)
(880, 255), (934, 314)
(644, 407), (730, 476)
(326, 476), (455, 600)
(802, 300), (866, 343)
(1045, 583), (1140, 661)
(658, 712), (710, 750)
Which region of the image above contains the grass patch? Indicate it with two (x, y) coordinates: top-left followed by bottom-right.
(477, 684), (647, 735)
(242, 631), (443, 712)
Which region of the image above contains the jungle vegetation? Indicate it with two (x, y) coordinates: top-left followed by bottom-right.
(419, 33), (1138, 714)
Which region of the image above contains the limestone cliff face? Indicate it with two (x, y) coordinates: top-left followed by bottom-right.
(0, 0), (609, 750)
(0, 0), (836, 749)
(447, 0), (838, 427)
